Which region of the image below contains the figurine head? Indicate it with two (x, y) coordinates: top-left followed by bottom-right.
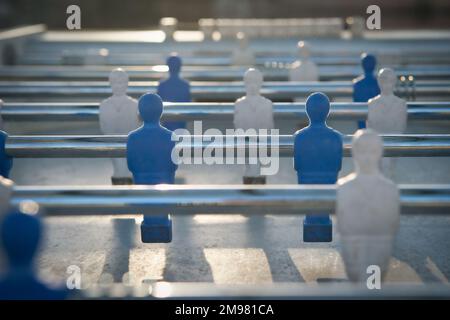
(352, 129), (383, 174)
(1, 201), (41, 268)
(167, 54), (182, 76)
(236, 32), (248, 49)
(109, 68), (128, 96)
(138, 93), (163, 125)
(361, 53), (377, 74)
(297, 41), (311, 59)
(244, 68), (263, 96)
(305, 92), (330, 125)
(378, 68), (396, 96)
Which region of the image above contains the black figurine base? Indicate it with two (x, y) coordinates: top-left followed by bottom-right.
(111, 177), (133, 185)
(243, 176), (266, 185)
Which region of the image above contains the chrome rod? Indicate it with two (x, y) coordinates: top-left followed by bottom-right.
(6, 134), (450, 158)
(80, 282), (450, 299)
(0, 81), (449, 99)
(1, 65), (449, 80)
(0, 24), (46, 42)
(23, 34), (450, 57)
(2, 102), (450, 122)
(20, 54), (450, 67)
(11, 184), (450, 216)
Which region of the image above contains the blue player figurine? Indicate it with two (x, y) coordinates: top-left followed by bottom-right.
(0, 130), (13, 178)
(157, 54), (191, 132)
(294, 92), (343, 242)
(0, 202), (68, 299)
(352, 53), (380, 129)
(127, 93), (178, 243)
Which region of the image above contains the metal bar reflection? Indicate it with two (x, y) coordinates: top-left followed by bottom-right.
(11, 184), (450, 216)
(1, 65), (449, 81)
(1, 81), (449, 99)
(5, 134), (450, 158)
(2, 102), (450, 121)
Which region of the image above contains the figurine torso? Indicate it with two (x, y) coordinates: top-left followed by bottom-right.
(289, 60), (319, 82)
(99, 95), (140, 134)
(294, 126), (343, 184)
(234, 95), (274, 130)
(368, 94), (407, 133)
(127, 125), (177, 185)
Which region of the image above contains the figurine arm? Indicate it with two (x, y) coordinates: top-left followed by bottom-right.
(293, 135), (300, 172)
(186, 83), (192, 102)
(126, 136), (136, 173)
(337, 135), (343, 171)
(156, 83), (163, 97)
(169, 139), (178, 172)
(98, 103), (107, 134)
(268, 101), (275, 130)
(352, 83), (358, 102)
(233, 103), (241, 128)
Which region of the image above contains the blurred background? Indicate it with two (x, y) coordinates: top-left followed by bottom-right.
(0, 0), (449, 30)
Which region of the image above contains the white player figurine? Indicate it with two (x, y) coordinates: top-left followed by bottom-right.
(337, 129), (400, 282)
(367, 68), (407, 178)
(234, 68), (274, 184)
(231, 32), (255, 66)
(367, 68), (407, 133)
(99, 68), (141, 185)
(160, 17), (178, 41)
(289, 41), (319, 82)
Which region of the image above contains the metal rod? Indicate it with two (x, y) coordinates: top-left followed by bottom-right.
(0, 24), (46, 42)
(22, 35), (450, 67)
(1, 81), (449, 100)
(20, 53), (450, 67)
(24, 33), (450, 56)
(22, 30), (450, 70)
(2, 102), (450, 122)
(6, 134), (450, 158)
(80, 282), (450, 299)
(1, 65), (450, 81)
(11, 184), (450, 216)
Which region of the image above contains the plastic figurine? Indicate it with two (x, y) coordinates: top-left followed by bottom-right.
(337, 129), (400, 282)
(127, 93), (178, 243)
(99, 68), (140, 185)
(368, 68), (407, 134)
(289, 41), (319, 82)
(231, 32), (255, 66)
(353, 53), (380, 129)
(367, 68), (407, 179)
(0, 130), (13, 178)
(294, 92), (343, 242)
(157, 54), (191, 132)
(0, 201), (68, 299)
(234, 68), (274, 184)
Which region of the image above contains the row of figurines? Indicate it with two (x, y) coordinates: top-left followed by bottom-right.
(0, 125), (400, 298)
